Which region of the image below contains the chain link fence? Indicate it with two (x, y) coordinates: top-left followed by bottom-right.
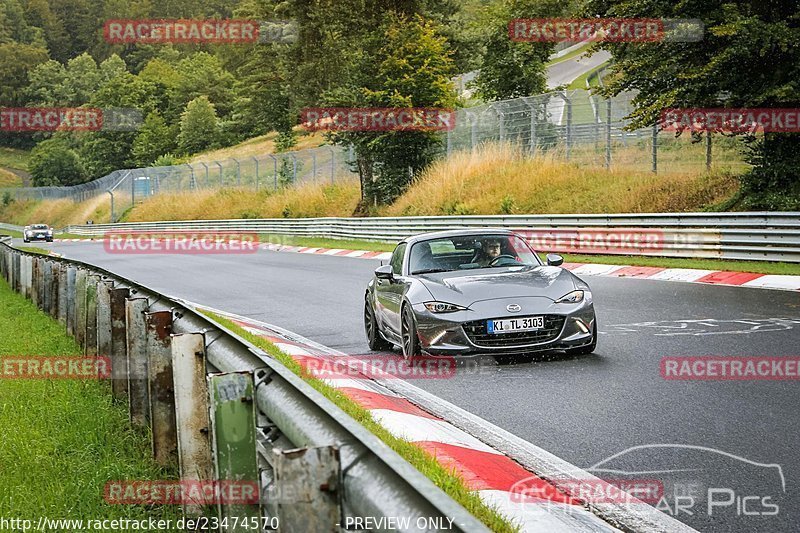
(1, 89), (748, 221)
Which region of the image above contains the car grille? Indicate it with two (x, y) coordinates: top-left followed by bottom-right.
(462, 315), (566, 348)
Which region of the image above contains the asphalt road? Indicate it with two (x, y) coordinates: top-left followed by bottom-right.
(28, 240), (800, 532)
(546, 50), (612, 89)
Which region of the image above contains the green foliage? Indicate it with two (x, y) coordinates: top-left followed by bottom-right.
(499, 194), (517, 214)
(322, 12), (457, 206)
(132, 112), (176, 166)
(177, 96), (220, 155)
(585, 0), (800, 207)
(29, 136), (85, 186)
(471, 0), (559, 100)
(2, 191), (12, 206)
(152, 153), (181, 167)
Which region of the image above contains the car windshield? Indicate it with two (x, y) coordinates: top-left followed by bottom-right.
(409, 234), (541, 274)
(32, 225), (48, 229)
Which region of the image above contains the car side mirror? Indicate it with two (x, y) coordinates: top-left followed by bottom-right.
(546, 254), (564, 267)
(375, 264), (394, 280)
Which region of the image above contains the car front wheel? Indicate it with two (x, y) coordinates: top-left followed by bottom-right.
(401, 305), (421, 360)
(364, 299), (391, 351)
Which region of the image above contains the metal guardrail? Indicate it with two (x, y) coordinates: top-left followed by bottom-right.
(62, 212), (800, 263)
(0, 237), (490, 533)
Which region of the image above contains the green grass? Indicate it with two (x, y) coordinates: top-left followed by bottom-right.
(546, 42), (592, 67)
(261, 234), (397, 252)
(262, 234), (800, 275)
(568, 63), (608, 90)
(14, 245), (52, 255)
(0, 276), (180, 525)
(0, 147), (30, 171)
(563, 253), (800, 276)
(203, 311), (520, 533)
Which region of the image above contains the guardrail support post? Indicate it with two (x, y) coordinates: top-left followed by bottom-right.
(705, 131), (712, 171)
(126, 297), (150, 426)
(605, 99), (612, 169)
(652, 123), (658, 174)
(172, 333), (214, 517)
(66, 266), (76, 335)
(272, 446), (342, 531)
(57, 264), (67, 325)
(146, 310), (178, 466)
(209, 372), (261, 527)
(75, 269), (88, 349)
(110, 287), (131, 400)
(30, 256), (40, 307)
(96, 280), (113, 363)
(85, 274), (100, 356)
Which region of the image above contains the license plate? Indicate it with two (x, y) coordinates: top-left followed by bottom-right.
(487, 316), (544, 334)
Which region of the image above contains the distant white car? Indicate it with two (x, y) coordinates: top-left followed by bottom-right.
(23, 224), (53, 243)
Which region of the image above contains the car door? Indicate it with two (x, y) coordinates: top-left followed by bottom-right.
(375, 243), (406, 339)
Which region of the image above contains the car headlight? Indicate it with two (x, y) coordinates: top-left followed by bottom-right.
(424, 302), (468, 313)
(554, 290), (588, 304)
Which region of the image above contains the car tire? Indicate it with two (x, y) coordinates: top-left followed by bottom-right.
(565, 321), (597, 356)
(364, 299), (391, 351)
(401, 304), (421, 360)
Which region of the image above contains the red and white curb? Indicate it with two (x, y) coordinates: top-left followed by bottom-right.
(189, 303), (693, 533)
(50, 238), (800, 291)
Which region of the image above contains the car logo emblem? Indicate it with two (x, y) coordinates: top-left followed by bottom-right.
(507, 304), (521, 313)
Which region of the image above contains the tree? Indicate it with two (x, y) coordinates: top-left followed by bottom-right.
(324, 13), (457, 207)
(132, 112), (176, 166)
(177, 96), (220, 155)
(584, 0), (800, 209)
(472, 0), (560, 100)
(29, 136), (85, 185)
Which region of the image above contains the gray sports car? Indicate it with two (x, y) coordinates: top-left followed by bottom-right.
(364, 229), (597, 359)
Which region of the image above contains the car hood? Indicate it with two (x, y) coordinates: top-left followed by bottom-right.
(417, 265), (578, 306)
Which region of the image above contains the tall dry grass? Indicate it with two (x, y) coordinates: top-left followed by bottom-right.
(126, 181), (361, 222)
(1, 143), (740, 226)
(0, 195), (110, 227)
(385, 144), (738, 216)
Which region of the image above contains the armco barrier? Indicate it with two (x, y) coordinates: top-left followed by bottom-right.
(0, 236), (491, 533)
(61, 212), (800, 262)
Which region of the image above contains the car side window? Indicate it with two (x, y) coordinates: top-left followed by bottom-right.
(390, 243), (407, 275)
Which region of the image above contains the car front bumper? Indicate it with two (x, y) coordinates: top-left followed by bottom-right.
(411, 296), (596, 356)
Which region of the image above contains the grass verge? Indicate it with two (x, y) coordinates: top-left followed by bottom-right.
(546, 42), (592, 66)
(0, 147), (30, 171)
(0, 276), (179, 523)
(260, 234), (800, 276)
(203, 311), (520, 533)
(563, 253), (800, 276)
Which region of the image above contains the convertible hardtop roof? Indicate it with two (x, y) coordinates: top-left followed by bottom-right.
(401, 228), (516, 245)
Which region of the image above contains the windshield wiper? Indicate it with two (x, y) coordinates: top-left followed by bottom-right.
(411, 268), (451, 275)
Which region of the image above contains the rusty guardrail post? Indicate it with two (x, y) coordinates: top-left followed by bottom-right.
(126, 297), (150, 426)
(66, 266), (77, 335)
(172, 332), (214, 517)
(57, 263), (67, 325)
(110, 287), (131, 399)
(96, 279), (113, 362)
(75, 269), (88, 350)
(145, 310), (178, 466)
(85, 274), (100, 356)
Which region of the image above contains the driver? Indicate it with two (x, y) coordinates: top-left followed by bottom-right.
(476, 238), (502, 266)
